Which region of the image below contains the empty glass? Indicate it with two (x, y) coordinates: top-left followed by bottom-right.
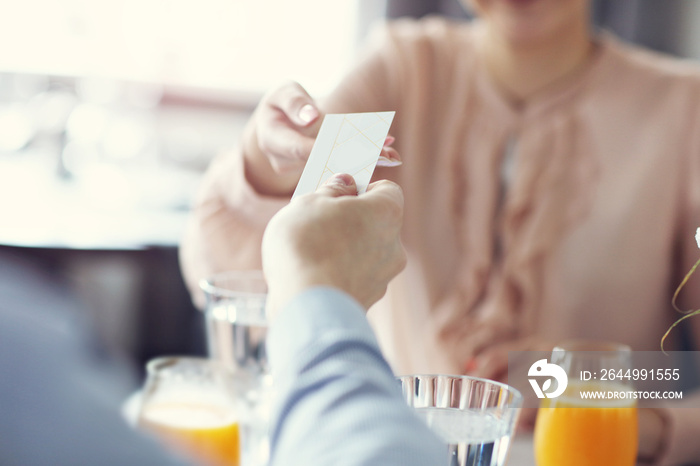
(199, 270), (268, 375)
(399, 374), (522, 466)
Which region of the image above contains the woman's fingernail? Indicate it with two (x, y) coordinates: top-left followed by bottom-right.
(377, 156), (402, 167)
(384, 135), (395, 146)
(298, 104), (318, 124)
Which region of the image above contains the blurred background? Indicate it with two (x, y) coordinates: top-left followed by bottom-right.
(2, 0), (700, 387)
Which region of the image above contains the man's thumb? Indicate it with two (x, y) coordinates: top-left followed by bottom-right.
(316, 173), (358, 197)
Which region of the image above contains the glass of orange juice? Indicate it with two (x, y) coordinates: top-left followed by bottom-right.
(138, 357), (247, 466)
(534, 341), (638, 466)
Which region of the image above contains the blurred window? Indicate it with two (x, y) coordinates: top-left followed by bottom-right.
(0, 0), (365, 97)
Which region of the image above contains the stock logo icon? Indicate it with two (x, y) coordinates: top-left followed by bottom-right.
(528, 359), (568, 399)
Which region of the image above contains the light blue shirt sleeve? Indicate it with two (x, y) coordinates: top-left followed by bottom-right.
(267, 287), (445, 466)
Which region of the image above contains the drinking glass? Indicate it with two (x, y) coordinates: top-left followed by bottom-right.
(199, 270), (271, 466)
(399, 374), (522, 466)
(533, 340), (638, 466)
(138, 357), (246, 466)
(199, 270), (268, 375)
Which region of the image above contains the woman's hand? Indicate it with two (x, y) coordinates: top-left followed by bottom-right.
(463, 336), (556, 434)
(243, 81), (323, 197)
(243, 81), (400, 197)
(637, 408), (669, 463)
(463, 335), (555, 381)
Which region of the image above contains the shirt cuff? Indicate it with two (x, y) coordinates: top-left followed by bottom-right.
(267, 287), (378, 374)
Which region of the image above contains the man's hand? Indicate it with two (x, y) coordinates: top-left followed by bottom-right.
(262, 173), (406, 322)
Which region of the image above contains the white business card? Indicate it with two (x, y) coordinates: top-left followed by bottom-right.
(292, 111), (395, 199)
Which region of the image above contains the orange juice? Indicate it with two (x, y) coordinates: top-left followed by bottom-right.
(140, 402), (240, 466)
(534, 382), (637, 466)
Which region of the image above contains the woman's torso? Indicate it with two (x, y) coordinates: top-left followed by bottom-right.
(326, 18), (700, 374)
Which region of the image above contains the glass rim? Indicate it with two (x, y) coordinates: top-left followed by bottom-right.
(398, 373), (523, 403)
(198, 270), (267, 299)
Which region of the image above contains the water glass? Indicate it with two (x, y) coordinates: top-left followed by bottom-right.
(199, 270), (271, 465)
(399, 374), (522, 466)
(199, 270), (268, 375)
